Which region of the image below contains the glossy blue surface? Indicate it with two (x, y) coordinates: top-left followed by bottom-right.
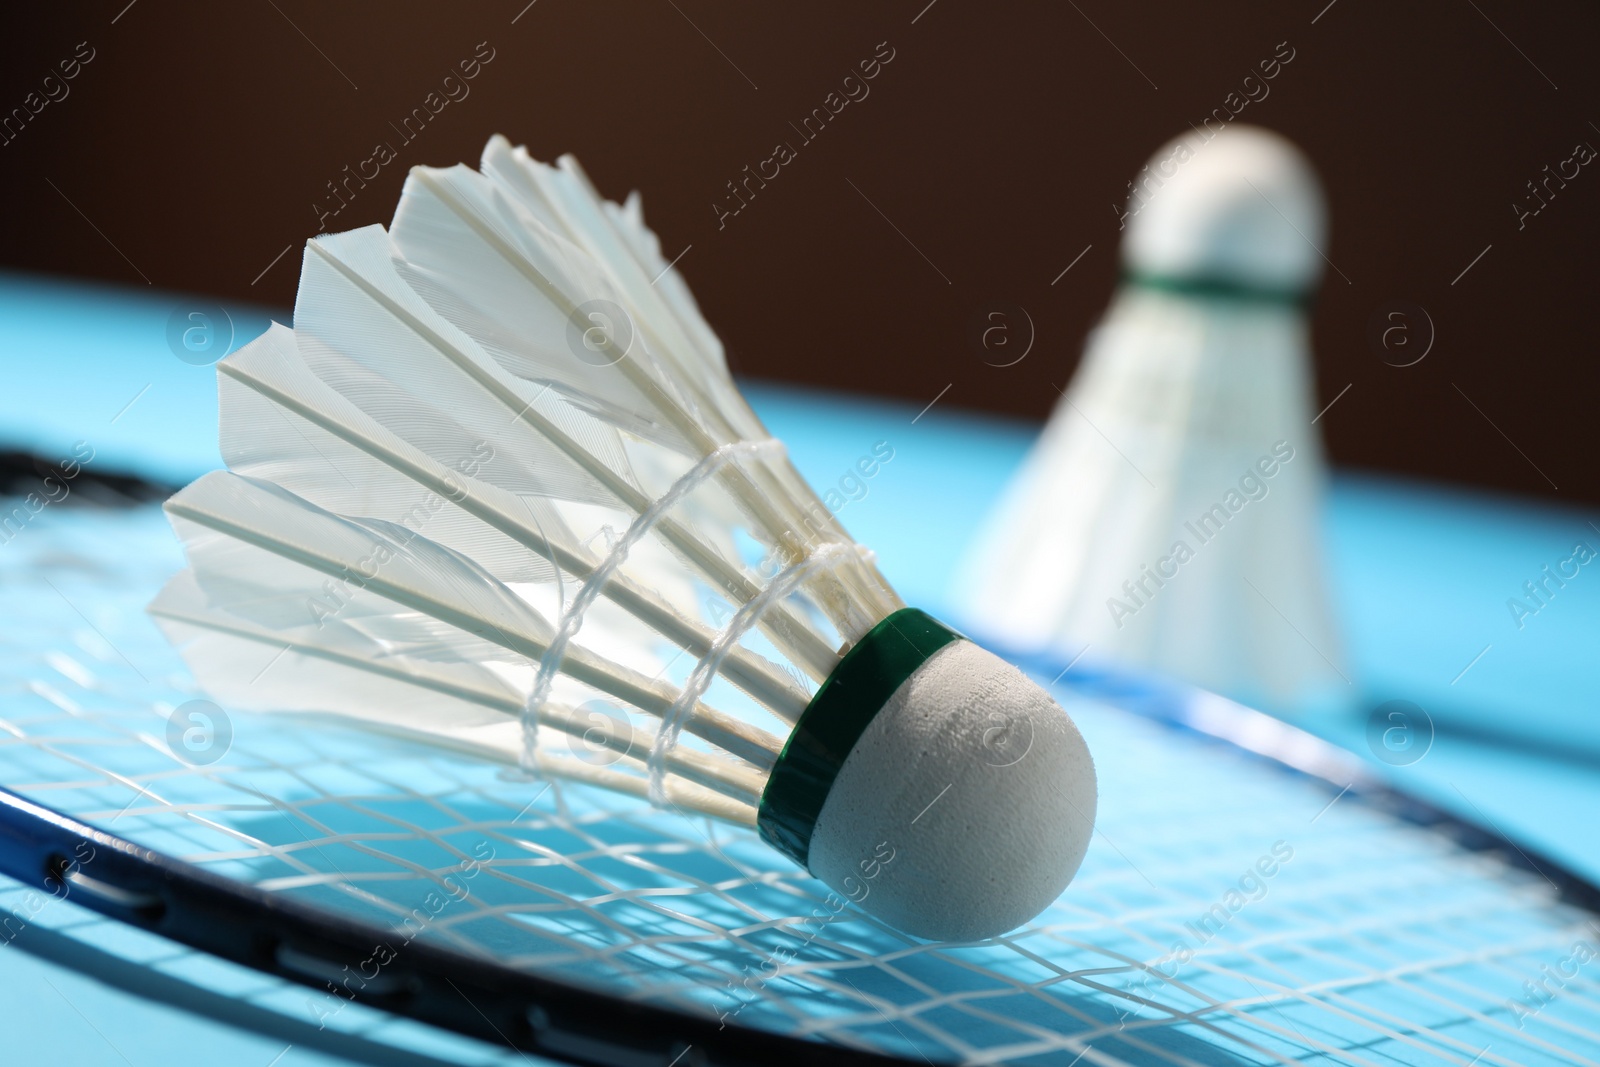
(1, 270), (1596, 1065)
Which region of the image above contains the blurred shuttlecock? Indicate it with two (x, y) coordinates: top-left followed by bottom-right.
(958, 124), (1348, 711)
(150, 135), (1096, 941)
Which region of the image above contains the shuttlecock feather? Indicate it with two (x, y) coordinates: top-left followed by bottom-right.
(151, 135), (1097, 941)
(959, 125), (1348, 710)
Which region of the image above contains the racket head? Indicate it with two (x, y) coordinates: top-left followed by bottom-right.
(3, 501), (1598, 1067)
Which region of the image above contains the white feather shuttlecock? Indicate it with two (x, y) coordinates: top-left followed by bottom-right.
(958, 124), (1348, 710)
(150, 135), (1096, 941)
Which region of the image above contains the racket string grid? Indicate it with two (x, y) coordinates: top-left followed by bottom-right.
(0, 506), (1596, 1066)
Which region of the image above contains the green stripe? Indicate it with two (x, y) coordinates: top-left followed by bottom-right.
(1125, 270), (1306, 306)
(757, 607), (965, 869)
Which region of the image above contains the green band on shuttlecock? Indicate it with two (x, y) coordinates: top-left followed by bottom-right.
(757, 607), (964, 869)
(1124, 271), (1306, 306)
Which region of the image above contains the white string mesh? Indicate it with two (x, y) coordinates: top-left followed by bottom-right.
(2, 504), (1597, 1066)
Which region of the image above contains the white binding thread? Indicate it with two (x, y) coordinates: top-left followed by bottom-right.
(520, 438), (784, 769)
(647, 541), (873, 806)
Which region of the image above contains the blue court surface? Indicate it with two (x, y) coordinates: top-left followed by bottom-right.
(2, 269), (1598, 1065)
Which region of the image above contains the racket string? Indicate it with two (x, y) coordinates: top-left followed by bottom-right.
(4, 505), (1599, 1066)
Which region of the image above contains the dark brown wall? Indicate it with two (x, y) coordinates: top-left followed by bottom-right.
(4, 1), (1596, 501)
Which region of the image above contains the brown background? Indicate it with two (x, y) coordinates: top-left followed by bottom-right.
(4, 1), (1596, 501)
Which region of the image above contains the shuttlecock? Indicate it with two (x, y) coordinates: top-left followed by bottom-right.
(958, 124), (1347, 710)
(150, 135), (1096, 941)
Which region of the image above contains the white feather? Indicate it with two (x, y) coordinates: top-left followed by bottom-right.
(152, 137), (923, 823)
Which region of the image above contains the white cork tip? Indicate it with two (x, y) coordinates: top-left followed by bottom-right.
(807, 641), (1097, 941)
(1123, 123), (1327, 292)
